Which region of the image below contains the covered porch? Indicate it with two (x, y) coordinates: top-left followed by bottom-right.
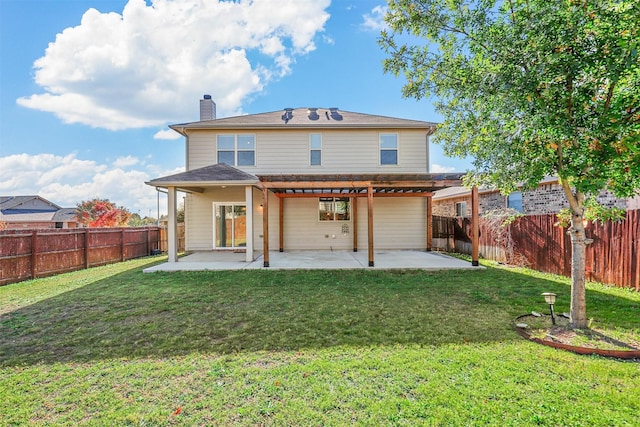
(146, 165), (481, 269)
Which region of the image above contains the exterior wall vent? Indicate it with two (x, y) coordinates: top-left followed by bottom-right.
(200, 95), (216, 121)
(308, 108), (319, 120)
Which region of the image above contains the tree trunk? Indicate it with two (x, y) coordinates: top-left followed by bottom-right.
(569, 214), (588, 329)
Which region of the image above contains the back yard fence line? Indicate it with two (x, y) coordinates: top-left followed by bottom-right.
(433, 209), (640, 291)
(0, 227), (161, 286)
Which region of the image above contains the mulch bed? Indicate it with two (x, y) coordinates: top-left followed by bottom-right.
(514, 313), (640, 360)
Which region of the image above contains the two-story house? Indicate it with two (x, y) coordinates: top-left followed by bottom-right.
(146, 96), (479, 267)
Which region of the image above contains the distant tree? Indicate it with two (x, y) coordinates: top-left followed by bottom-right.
(176, 203), (185, 223)
(381, 0), (640, 328)
(128, 213), (157, 227)
(76, 198), (132, 228)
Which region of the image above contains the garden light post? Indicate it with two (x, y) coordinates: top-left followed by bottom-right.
(542, 292), (557, 325)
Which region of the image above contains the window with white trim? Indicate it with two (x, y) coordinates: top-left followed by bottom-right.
(310, 133), (322, 166)
(319, 197), (350, 221)
(380, 133), (398, 165)
(217, 134), (255, 166)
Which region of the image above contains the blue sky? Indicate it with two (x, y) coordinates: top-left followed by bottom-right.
(1, 0), (471, 217)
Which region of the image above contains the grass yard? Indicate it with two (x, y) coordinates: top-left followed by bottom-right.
(1, 256), (639, 426)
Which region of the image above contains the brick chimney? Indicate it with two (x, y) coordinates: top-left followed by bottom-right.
(200, 94), (216, 121)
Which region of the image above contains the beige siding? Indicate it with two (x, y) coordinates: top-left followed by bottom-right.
(279, 198), (352, 250)
(185, 187), (263, 251)
(355, 197), (427, 250)
(186, 128), (429, 174)
(187, 191), (428, 251)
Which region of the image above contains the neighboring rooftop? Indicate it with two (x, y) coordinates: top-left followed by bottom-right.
(0, 195), (61, 213)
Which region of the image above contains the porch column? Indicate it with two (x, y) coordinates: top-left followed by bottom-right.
(352, 196), (358, 252)
(367, 186), (374, 267)
(279, 197), (284, 252)
(167, 186), (178, 263)
(471, 185), (480, 266)
(426, 195), (433, 251)
(262, 187), (270, 267)
(245, 186), (254, 262)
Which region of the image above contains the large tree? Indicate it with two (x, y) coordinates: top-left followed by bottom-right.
(381, 0), (640, 328)
(76, 198), (132, 228)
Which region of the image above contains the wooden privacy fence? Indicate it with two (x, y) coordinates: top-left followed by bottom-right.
(432, 210), (640, 290)
(158, 223), (185, 253)
(0, 227), (161, 286)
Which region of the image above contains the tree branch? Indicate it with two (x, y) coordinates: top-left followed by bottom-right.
(604, 80), (616, 111)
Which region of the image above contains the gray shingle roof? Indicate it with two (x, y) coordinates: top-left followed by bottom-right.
(52, 208), (78, 222)
(147, 163), (258, 186)
(170, 107), (438, 135)
(0, 195), (60, 211)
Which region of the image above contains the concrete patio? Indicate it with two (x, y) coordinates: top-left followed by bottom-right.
(143, 250), (481, 272)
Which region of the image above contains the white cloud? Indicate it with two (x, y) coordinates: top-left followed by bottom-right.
(153, 129), (182, 140)
(17, 0), (331, 130)
(112, 155), (139, 168)
(431, 164), (457, 173)
(0, 153), (178, 216)
(362, 5), (388, 32)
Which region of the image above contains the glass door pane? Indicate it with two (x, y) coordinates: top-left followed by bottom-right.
(234, 205), (247, 247)
(215, 204), (247, 248)
(215, 205), (233, 248)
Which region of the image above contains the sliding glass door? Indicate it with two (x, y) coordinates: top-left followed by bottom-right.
(214, 204), (247, 248)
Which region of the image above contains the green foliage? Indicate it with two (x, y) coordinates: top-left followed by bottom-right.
(482, 207), (523, 227)
(127, 213), (157, 227)
(556, 196), (627, 227)
(381, 0), (640, 201)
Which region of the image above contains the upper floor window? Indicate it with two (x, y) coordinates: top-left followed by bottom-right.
(217, 134), (255, 166)
(380, 133), (398, 165)
(310, 133), (322, 166)
(507, 192), (523, 213)
(319, 197), (350, 221)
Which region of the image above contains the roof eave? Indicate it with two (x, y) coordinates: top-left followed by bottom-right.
(145, 179), (259, 188)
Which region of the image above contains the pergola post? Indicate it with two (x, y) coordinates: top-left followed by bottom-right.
(279, 197), (284, 252)
(352, 196), (358, 252)
(471, 185), (480, 266)
(262, 186), (270, 267)
(167, 186), (178, 263)
(245, 186), (254, 262)
(426, 195), (433, 251)
(367, 186), (374, 267)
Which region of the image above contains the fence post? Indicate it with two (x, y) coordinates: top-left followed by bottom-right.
(84, 228), (90, 269)
(121, 229), (126, 261)
(31, 230), (38, 279)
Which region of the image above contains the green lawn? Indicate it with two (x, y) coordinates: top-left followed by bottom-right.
(1, 257), (639, 426)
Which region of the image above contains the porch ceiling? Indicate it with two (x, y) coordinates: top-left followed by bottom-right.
(257, 173), (465, 196)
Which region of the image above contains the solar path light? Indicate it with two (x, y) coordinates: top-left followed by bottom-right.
(541, 292), (557, 325)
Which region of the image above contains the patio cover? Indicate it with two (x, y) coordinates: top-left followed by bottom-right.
(146, 165), (480, 267)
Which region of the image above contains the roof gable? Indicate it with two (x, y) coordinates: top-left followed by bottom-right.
(170, 107), (438, 135)
(0, 195), (61, 212)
